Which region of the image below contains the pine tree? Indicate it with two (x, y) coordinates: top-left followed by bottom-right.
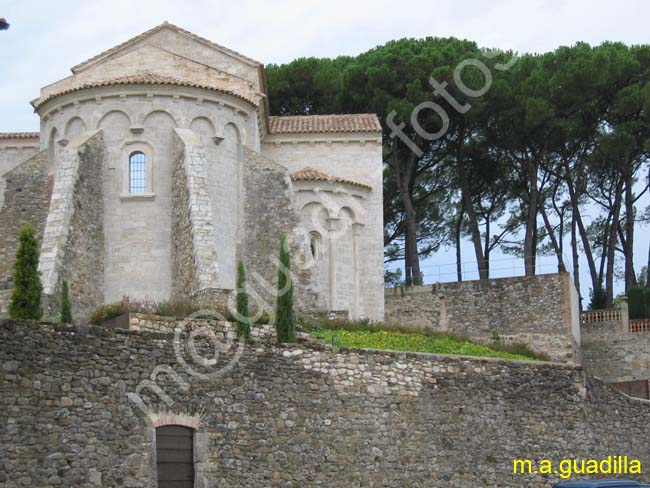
(60, 280), (73, 324)
(275, 235), (295, 343)
(9, 225), (43, 320)
(236, 261), (250, 340)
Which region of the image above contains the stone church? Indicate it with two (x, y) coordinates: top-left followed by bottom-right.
(0, 22), (384, 321)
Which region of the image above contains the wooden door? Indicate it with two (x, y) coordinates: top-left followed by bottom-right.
(156, 425), (194, 488)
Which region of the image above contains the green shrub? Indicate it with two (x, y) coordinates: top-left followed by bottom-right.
(628, 285), (650, 319)
(236, 261), (250, 340)
(154, 300), (199, 317)
(275, 235), (295, 344)
(9, 225), (43, 320)
(60, 280), (73, 324)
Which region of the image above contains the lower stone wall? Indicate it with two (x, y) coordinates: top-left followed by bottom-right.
(581, 321), (650, 383)
(1, 319), (649, 487)
(385, 272), (579, 362)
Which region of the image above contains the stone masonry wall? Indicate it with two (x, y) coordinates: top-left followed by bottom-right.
(242, 147), (320, 314)
(581, 321), (650, 383)
(38, 131), (105, 319)
(0, 151), (50, 315)
(57, 133), (105, 319)
(1, 319), (650, 487)
(171, 132), (201, 299)
(385, 273), (579, 362)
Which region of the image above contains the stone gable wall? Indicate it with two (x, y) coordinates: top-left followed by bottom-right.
(0, 151), (50, 315)
(1, 319), (650, 487)
(385, 273), (579, 362)
(0, 138), (40, 212)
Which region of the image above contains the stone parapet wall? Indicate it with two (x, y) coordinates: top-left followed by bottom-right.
(126, 312), (276, 340)
(1, 319), (650, 487)
(385, 273), (579, 362)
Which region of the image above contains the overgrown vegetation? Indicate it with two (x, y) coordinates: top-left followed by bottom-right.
(88, 295), (270, 326)
(302, 318), (545, 361)
(275, 235), (295, 344)
(9, 225), (43, 320)
(60, 280), (73, 324)
(236, 261), (250, 340)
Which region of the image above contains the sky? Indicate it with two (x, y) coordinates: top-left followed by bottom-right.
(1, 0), (649, 300)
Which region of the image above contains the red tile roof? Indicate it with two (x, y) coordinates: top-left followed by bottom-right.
(290, 167), (371, 190)
(269, 114), (382, 134)
(32, 72), (258, 110)
(0, 132), (39, 140)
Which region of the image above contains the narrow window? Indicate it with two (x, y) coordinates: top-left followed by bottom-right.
(129, 151), (146, 193)
(309, 232), (322, 261)
(156, 425), (194, 488)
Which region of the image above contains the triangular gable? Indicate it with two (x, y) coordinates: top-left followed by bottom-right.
(72, 22), (261, 72)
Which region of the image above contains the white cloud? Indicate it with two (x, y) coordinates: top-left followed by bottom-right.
(0, 0), (646, 130)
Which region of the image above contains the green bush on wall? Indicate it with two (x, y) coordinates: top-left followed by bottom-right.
(628, 285), (650, 319)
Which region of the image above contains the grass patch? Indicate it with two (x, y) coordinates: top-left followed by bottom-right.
(304, 319), (543, 361)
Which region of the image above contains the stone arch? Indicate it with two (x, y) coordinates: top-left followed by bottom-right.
(96, 110), (131, 130)
(64, 116), (86, 139)
(190, 116), (216, 147)
(143, 109), (177, 128)
(301, 201), (330, 237)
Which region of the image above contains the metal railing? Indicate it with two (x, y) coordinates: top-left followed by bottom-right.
(412, 256), (569, 285)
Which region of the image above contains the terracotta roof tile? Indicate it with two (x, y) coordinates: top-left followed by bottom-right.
(33, 72), (258, 109)
(72, 22), (261, 73)
(269, 114), (382, 134)
(0, 132), (39, 140)
(290, 167), (371, 190)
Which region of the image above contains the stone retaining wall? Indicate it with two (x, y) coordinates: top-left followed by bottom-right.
(1, 319), (649, 487)
(385, 272), (580, 362)
(581, 320), (650, 383)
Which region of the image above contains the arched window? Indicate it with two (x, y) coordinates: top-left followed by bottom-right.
(129, 151), (146, 193)
(156, 425), (194, 487)
(309, 231), (322, 261)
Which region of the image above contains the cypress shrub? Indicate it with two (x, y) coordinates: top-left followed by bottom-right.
(236, 261), (250, 340)
(275, 235), (295, 344)
(60, 280), (73, 324)
(628, 285), (650, 319)
(9, 225), (43, 320)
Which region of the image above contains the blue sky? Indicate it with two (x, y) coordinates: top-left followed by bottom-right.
(1, 0), (648, 300)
